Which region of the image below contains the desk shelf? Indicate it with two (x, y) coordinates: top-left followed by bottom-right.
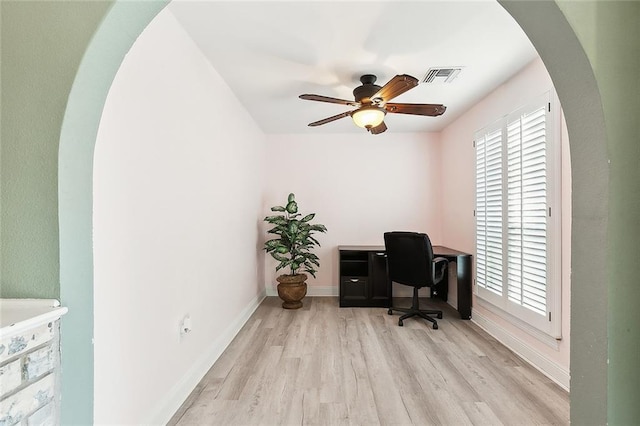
(339, 248), (389, 307)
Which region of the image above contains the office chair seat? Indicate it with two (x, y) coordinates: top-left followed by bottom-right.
(384, 231), (448, 329)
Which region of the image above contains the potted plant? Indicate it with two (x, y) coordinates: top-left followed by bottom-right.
(264, 193), (327, 309)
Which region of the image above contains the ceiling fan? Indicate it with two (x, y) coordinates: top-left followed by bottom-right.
(299, 74), (446, 135)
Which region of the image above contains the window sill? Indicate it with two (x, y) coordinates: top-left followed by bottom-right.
(476, 297), (561, 350)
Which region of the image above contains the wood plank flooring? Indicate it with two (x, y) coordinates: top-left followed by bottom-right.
(168, 297), (569, 425)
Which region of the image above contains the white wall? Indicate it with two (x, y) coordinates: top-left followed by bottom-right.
(93, 9), (266, 424)
(440, 58), (571, 385)
(263, 132), (443, 295)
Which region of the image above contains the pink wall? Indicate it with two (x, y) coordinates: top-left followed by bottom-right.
(440, 58), (571, 380)
(264, 132), (442, 294)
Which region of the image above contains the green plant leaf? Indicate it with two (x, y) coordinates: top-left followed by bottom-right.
(264, 215), (286, 224)
(309, 224), (327, 232)
(286, 201), (298, 214)
(301, 213), (315, 222)
(288, 221), (298, 234)
(305, 266), (317, 278)
(272, 252), (289, 262)
(288, 193), (295, 202)
(271, 205), (286, 212)
(264, 239), (281, 248)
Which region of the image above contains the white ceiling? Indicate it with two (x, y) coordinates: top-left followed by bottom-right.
(168, 1), (538, 135)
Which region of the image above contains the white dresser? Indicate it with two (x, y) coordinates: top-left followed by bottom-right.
(0, 299), (68, 426)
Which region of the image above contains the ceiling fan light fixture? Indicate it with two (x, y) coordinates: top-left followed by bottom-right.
(300, 74), (446, 132)
(351, 106), (386, 129)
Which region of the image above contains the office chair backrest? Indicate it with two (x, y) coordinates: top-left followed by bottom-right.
(384, 231), (435, 289)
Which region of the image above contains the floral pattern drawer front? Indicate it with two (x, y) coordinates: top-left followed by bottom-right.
(0, 321), (60, 426)
(0, 323), (53, 365)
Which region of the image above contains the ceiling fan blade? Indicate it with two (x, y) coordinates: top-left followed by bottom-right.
(299, 94), (359, 106)
(308, 111), (352, 127)
(371, 74), (419, 103)
(369, 121), (388, 135)
(385, 103), (446, 117)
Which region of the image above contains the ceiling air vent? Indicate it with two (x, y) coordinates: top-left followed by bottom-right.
(422, 67), (463, 84)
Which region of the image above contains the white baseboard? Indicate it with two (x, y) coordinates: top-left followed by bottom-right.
(145, 289), (267, 425)
(472, 311), (570, 391)
(264, 285), (441, 298)
(265, 285), (338, 297)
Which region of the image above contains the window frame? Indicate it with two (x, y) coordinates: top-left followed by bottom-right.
(474, 91), (562, 339)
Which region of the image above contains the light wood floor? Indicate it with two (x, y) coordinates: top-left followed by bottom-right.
(168, 297), (569, 425)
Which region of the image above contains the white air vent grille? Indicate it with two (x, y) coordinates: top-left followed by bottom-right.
(423, 67), (463, 84)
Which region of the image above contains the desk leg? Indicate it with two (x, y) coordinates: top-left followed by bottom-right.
(430, 268), (448, 302)
(457, 255), (472, 319)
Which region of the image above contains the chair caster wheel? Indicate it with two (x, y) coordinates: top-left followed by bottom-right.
(437, 313), (443, 319)
(388, 309), (393, 315)
(398, 320), (404, 327)
(433, 323), (438, 330)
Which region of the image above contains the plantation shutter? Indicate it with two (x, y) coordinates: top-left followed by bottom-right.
(475, 127), (503, 296)
(507, 106), (547, 315)
(475, 93), (555, 333)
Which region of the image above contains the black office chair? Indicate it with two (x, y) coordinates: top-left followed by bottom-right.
(384, 231), (449, 329)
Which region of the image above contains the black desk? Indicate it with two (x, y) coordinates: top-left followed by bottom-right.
(338, 245), (472, 319)
(429, 245), (473, 319)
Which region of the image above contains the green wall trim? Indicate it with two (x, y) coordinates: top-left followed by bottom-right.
(0, 0), (113, 298)
(57, 1), (168, 423)
(590, 2), (640, 423)
(500, 2), (611, 424)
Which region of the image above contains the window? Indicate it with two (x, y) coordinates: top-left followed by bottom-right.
(475, 93), (561, 337)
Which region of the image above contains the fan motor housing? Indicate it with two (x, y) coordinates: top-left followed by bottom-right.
(353, 74), (381, 103)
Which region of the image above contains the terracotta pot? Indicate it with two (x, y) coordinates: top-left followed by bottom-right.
(276, 273), (308, 309)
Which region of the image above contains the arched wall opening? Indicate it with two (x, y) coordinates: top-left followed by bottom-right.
(59, 1), (612, 424)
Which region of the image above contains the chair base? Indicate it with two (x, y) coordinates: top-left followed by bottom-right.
(387, 288), (442, 329)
